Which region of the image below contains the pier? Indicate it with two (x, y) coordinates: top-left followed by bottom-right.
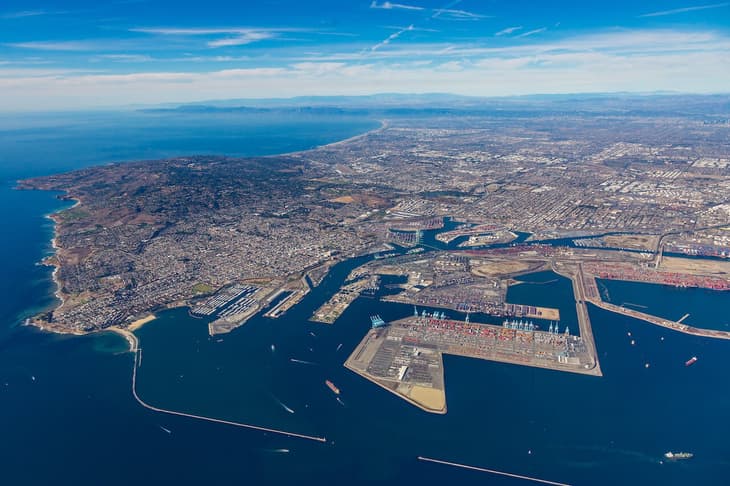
(588, 298), (730, 340)
(417, 456), (572, 486)
(550, 261), (602, 375)
(346, 309), (600, 413)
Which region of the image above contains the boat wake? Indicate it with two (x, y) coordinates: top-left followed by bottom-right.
(290, 358), (316, 365)
(273, 396), (295, 414)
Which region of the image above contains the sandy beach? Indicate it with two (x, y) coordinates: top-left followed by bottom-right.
(108, 326), (139, 352)
(127, 314), (156, 331)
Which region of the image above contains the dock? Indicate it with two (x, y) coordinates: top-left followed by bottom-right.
(309, 275), (377, 324)
(550, 261), (602, 375)
(577, 265), (730, 340)
(345, 310), (600, 414)
(263, 288), (308, 318)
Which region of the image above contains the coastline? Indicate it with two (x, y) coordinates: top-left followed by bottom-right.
(21, 120), (387, 338)
(35, 197), (80, 333)
(108, 326), (139, 352)
(127, 314), (156, 331)
(275, 119), (388, 157)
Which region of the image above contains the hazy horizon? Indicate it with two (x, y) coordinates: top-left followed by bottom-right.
(1, 0), (729, 111)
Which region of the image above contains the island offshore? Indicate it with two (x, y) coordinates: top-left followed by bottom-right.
(16, 101), (730, 416)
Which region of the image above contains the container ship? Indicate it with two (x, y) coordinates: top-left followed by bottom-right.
(325, 380), (340, 395)
(685, 356), (698, 367)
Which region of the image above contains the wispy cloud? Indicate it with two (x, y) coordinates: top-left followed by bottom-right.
(131, 27), (248, 35)
(92, 54), (153, 62)
(639, 2), (729, 17)
(131, 27), (288, 48)
(371, 0), (487, 20)
(516, 27), (547, 38)
(4, 35), (729, 111)
(370, 1), (424, 11)
(371, 24), (414, 51)
(207, 32), (275, 48)
(1, 10), (48, 19)
(432, 8), (489, 20)
(1, 8), (71, 19)
(495, 26), (523, 36)
(6, 41), (102, 51)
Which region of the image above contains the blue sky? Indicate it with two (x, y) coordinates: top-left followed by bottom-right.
(1, 0), (729, 110)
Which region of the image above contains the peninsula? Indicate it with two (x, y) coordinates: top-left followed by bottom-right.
(18, 101), (730, 354)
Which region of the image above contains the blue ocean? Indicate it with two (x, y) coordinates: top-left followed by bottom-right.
(0, 110), (728, 485)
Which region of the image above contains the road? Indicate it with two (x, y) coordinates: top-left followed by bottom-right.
(551, 260), (602, 376)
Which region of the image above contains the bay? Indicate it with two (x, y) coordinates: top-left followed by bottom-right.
(1, 110), (729, 485)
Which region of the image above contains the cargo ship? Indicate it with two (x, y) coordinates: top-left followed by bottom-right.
(685, 356), (698, 367)
(664, 451), (693, 460)
(325, 379), (340, 395)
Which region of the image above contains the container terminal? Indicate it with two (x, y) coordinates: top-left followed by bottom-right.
(346, 309), (600, 414)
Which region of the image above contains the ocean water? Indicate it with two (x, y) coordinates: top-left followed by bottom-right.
(1, 111), (729, 485)
(598, 279), (730, 331)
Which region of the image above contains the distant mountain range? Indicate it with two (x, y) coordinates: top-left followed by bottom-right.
(140, 92), (730, 118)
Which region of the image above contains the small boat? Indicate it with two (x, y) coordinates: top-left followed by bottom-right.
(158, 425), (172, 434)
(336, 343), (343, 352)
(664, 451), (693, 460)
(685, 356), (697, 367)
(325, 379), (340, 395)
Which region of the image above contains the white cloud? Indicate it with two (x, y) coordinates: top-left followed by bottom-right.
(1, 10), (48, 19)
(515, 27), (547, 38)
(370, 24), (414, 51)
(6, 40), (103, 51)
(369, 1), (486, 20)
(92, 54), (153, 62)
(639, 2), (729, 17)
(370, 1), (424, 11)
(432, 8), (489, 20)
(131, 27), (251, 35)
(495, 26), (523, 36)
(130, 27), (293, 48)
(207, 32), (274, 48)
(1, 29), (728, 110)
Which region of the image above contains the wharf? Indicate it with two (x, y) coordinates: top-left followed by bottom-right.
(575, 263), (730, 340)
(310, 276), (377, 324)
(346, 311), (600, 414)
(263, 288), (308, 318)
